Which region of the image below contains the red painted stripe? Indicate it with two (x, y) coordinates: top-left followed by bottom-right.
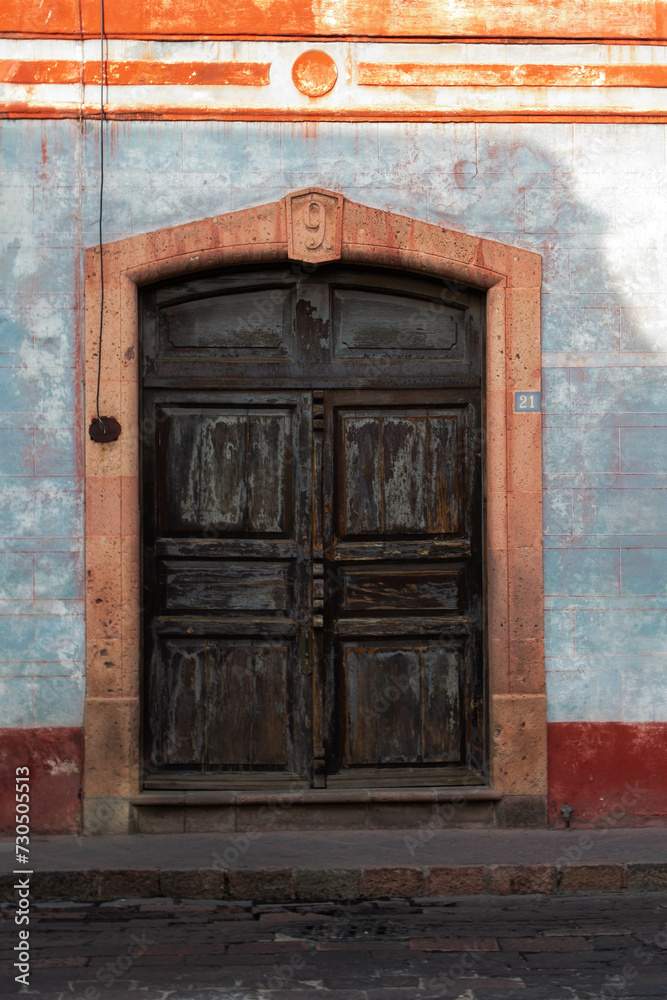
(2, 0), (667, 40)
(358, 63), (667, 88)
(0, 60), (270, 86)
(0, 726), (82, 835)
(548, 721), (667, 827)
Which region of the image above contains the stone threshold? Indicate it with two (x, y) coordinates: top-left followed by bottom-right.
(130, 786), (504, 807)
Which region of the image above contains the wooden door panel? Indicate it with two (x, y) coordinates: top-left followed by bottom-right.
(338, 413), (381, 534)
(149, 638), (291, 770)
(207, 643), (256, 767)
(374, 646), (422, 764)
(200, 413), (248, 533)
(161, 560), (293, 615)
(332, 287), (460, 357)
(144, 390), (311, 784)
(325, 389), (483, 782)
(246, 412), (291, 533)
(159, 406), (291, 537)
(421, 644), (462, 762)
(157, 281), (295, 359)
(248, 644), (291, 766)
(336, 407), (466, 538)
(342, 640), (463, 766)
(340, 564), (464, 614)
(162, 410), (202, 534)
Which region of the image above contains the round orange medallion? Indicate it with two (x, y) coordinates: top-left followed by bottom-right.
(292, 50), (338, 98)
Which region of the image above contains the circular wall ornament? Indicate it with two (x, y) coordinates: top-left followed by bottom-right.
(292, 50), (338, 98)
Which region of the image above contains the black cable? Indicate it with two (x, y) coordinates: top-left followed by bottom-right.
(95, 0), (105, 433)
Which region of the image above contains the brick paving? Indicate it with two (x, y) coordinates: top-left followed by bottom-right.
(2, 893), (667, 999)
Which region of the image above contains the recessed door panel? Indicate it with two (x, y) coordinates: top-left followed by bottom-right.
(342, 640), (463, 766)
(161, 560), (293, 615)
(337, 407), (465, 538)
(340, 564), (464, 614)
(149, 638), (292, 770)
(159, 283), (294, 357)
(159, 406), (292, 537)
(332, 286), (460, 357)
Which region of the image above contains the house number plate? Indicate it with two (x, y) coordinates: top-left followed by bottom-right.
(514, 391), (541, 412)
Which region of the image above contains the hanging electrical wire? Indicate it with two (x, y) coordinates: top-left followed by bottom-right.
(96, 0), (105, 432)
(89, 0), (121, 443)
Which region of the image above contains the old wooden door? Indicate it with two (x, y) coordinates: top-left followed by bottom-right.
(141, 264), (484, 789)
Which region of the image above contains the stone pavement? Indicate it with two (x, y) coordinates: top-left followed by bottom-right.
(2, 893), (667, 999)
(1, 828), (667, 903)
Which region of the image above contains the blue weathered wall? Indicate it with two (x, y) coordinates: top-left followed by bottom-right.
(0, 121), (85, 730)
(1, 120), (666, 825)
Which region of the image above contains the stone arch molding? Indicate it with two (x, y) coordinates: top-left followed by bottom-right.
(84, 189), (545, 833)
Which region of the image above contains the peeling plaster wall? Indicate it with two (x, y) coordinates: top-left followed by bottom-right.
(1, 119), (666, 828)
(0, 120), (85, 732)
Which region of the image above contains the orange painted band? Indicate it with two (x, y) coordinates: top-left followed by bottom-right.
(2, 0), (667, 40)
(0, 60), (80, 84)
(3, 104), (667, 123)
(4, 35), (667, 45)
(0, 59), (270, 86)
(358, 63), (667, 88)
(5, 60), (667, 90)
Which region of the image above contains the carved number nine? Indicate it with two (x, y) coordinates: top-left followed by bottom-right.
(304, 200), (324, 250)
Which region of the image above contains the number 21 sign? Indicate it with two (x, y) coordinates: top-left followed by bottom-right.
(514, 391), (541, 412)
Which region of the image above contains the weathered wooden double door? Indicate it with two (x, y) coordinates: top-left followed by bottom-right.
(141, 263), (485, 789)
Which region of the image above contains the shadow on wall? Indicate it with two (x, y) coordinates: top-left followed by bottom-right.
(426, 124), (667, 828)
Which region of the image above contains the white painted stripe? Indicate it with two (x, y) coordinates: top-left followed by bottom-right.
(0, 83), (661, 114)
(0, 38), (83, 59)
(2, 38), (667, 67)
(3, 38), (667, 115)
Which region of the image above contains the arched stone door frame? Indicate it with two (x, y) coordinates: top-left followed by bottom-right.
(83, 191), (545, 833)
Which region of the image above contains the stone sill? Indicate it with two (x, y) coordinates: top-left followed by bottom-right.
(130, 786), (503, 808)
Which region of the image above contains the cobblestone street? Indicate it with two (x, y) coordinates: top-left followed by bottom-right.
(3, 892), (667, 999)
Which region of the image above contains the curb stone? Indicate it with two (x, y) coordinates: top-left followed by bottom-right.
(4, 860), (667, 903)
